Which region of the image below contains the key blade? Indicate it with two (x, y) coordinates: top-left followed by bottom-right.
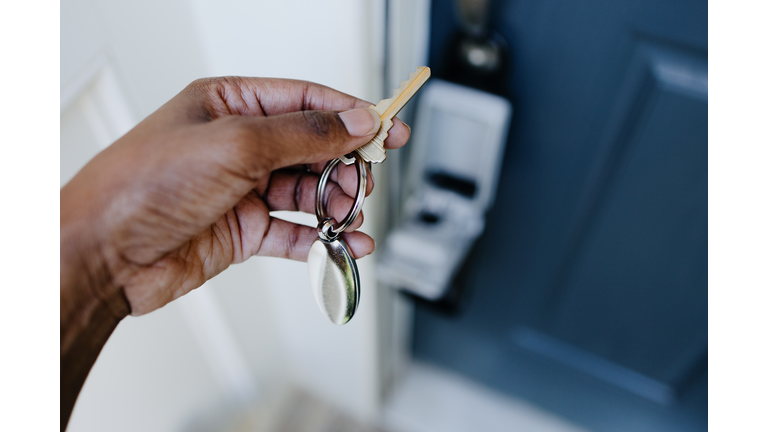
(340, 67), (430, 165)
(373, 66), (431, 119)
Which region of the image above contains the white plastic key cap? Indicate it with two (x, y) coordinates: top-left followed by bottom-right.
(340, 66), (431, 165)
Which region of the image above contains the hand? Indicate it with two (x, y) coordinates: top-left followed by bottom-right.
(60, 76), (410, 317)
(60, 76), (411, 429)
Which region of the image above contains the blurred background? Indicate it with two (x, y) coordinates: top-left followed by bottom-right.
(60, 0), (707, 431)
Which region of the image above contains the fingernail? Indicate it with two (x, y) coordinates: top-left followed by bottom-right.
(339, 108), (381, 137)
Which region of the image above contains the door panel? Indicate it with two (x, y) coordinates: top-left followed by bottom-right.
(411, 1), (707, 431)
(548, 42), (707, 388)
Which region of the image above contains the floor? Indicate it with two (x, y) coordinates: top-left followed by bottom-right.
(193, 362), (588, 432)
(182, 387), (383, 432)
(381, 362), (589, 432)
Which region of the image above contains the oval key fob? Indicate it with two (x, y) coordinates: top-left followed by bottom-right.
(307, 68), (429, 326)
(307, 236), (360, 325)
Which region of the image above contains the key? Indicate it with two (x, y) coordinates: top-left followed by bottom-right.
(340, 66), (431, 165)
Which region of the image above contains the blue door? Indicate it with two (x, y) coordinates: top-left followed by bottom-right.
(411, 1), (707, 431)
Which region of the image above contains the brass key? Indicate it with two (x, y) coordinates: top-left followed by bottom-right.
(309, 66), (430, 325)
(340, 66), (431, 165)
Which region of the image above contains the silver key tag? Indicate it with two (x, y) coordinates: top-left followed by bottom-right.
(307, 154), (367, 325)
(308, 220), (360, 325)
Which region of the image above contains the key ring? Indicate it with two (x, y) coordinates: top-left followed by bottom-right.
(315, 152), (368, 241)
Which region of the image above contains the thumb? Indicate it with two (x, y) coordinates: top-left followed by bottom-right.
(232, 107), (381, 171)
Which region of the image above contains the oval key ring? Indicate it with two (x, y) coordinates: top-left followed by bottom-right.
(315, 152), (368, 241)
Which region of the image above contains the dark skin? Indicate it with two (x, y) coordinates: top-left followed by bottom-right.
(60, 77), (410, 429)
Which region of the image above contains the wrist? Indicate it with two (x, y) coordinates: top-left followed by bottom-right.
(60, 184), (130, 325)
(61, 182), (129, 428)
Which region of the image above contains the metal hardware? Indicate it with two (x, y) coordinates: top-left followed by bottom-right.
(315, 152), (368, 240)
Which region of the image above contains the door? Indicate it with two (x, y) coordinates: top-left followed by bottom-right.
(411, 1), (707, 431)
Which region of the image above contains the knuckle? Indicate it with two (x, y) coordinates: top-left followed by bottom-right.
(301, 111), (343, 139)
(186, 76), (245, 104)
(189, 76), (239, 91)
(186, 77), (219, 96)
(292, 171), (307, 211)
(286, 223), (301, 259)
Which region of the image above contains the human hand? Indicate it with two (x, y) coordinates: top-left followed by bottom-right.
(60, 77), (410, 317)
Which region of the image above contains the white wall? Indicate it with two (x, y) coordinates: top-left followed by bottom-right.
(187, 0), (390, 422)
(61, 0), (387, 430)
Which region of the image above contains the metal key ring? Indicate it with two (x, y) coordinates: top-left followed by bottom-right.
(315, 152), (368, 241)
